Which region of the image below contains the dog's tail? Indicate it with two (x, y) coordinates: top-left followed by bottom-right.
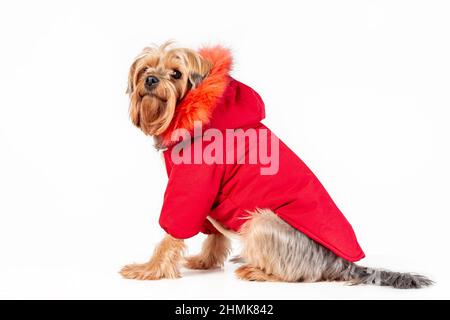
(338, 262), (433, 289)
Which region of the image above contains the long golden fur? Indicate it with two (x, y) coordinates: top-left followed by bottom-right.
(185, 234), (231, 270)
(121, 234), (185, 280)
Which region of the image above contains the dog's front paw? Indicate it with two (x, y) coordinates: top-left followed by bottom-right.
(120, 262), (181, 280)
(184, 255), (221, 270)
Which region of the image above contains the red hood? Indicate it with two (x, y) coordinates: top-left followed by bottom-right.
(160, 47), (265, 147)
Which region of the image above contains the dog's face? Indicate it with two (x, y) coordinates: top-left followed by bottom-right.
(127, 43), (211, 136)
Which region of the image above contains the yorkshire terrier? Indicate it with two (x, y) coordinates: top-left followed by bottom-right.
(120, 42), (432, 289)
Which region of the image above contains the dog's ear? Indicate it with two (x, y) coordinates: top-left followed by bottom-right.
(127, 54), (145, 127)
(129, 95), (140, 127)
(126, 48), (153, 95)
(188, 72), (205, 88)
(183, 50), (212, 89)
(126, 58), (139, 95)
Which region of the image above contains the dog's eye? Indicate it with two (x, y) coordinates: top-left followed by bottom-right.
(171, 70), (182, 80)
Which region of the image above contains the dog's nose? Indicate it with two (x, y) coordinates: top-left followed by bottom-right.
(145, 76), (159, 88)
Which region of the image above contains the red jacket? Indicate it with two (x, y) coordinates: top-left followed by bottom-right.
(158, 47), (365, 262)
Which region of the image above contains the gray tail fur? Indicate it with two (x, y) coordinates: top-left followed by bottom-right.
(340, 262), (433, 289)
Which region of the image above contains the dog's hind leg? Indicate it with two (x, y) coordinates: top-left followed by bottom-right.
(237, 208), (334, 283)
(235, 264), (282, 281)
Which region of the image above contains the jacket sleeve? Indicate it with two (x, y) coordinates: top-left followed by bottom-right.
(159, 161), (224, 239)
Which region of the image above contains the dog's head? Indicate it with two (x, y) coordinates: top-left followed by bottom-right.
(127, 42), (212, 137)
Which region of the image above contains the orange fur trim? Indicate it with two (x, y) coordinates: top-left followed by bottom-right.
(160, 46), (232, 146)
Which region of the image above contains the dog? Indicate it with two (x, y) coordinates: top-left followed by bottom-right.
(120, 42), (432, 289)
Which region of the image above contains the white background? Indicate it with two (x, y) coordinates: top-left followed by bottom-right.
(0, 0), (449, 299)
